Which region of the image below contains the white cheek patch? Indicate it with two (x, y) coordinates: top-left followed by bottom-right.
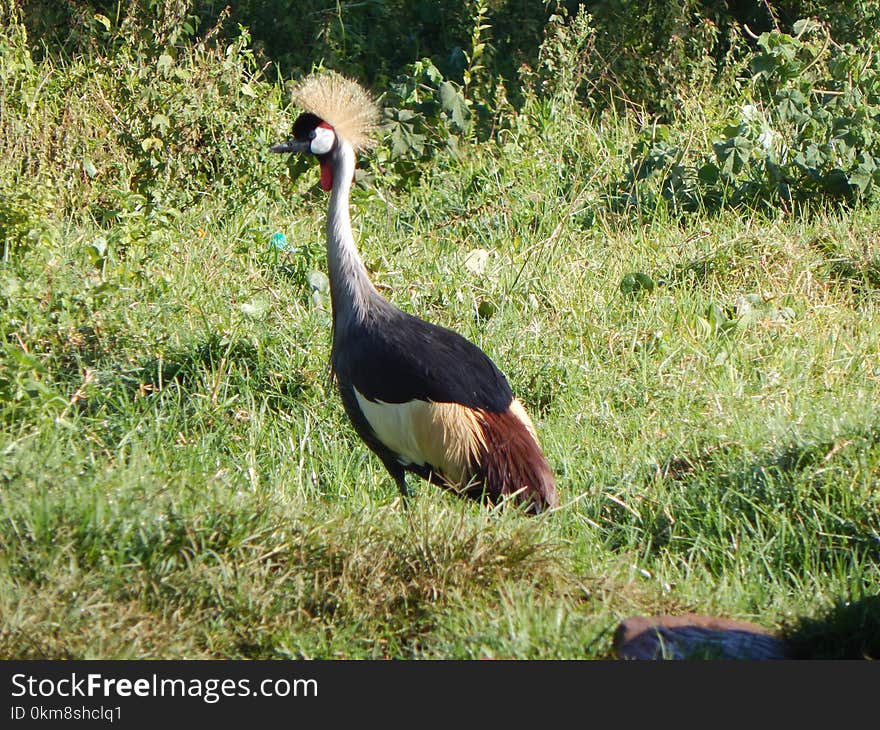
(310, 126), (335, 155)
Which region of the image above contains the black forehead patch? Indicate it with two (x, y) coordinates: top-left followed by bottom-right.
(292, 112), (324, 140)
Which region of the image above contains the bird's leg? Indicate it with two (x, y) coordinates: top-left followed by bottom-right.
(381, 458), (410, 502)
(395, 475), (411, 501)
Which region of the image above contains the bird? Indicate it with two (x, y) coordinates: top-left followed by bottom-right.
(271, 72), (557, 514)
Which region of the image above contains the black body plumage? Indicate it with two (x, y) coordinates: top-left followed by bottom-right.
(333, 302), (513, 412)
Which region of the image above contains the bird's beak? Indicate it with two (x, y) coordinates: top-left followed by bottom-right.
(270, 139), (311, 154)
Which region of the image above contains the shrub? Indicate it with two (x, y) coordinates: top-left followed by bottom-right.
(615, 19), (880, 215)
(0, 0), (287, 228)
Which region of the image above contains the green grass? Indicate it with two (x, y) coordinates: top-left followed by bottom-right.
(2, 12), (879, 660)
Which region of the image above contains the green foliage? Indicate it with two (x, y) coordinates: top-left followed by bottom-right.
(14, 1), (880, 121)
(616, 20), (880, 215)
(375, 3), (520, 186)
(379, 59), (473, 185)
(0, 0), (286, 231)
(0, 181), (58, 262)
(565, 0), (730, 114)
(734, 21), (880, 202)
(751, 1), (880, 45)
(525, 5), (597, 106)
(561, 1), (880, 116)
(619, 272), (656, 297)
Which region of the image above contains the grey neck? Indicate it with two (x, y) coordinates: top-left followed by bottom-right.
(326, 139), (380, 331)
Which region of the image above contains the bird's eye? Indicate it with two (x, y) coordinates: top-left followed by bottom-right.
(308, 130), (317, 140)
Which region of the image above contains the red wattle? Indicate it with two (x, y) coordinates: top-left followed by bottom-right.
(320, 160), (333, 192)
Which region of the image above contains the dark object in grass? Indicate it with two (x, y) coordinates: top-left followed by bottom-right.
(614, 614), (791, 660)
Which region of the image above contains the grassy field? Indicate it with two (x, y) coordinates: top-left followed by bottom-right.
(2, 7), (879, 659)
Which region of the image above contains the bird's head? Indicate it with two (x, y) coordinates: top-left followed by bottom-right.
(270, 72), (379, 193)
(270, 112), (338, 191)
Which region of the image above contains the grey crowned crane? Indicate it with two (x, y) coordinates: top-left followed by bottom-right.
(271, 73), (557, 514)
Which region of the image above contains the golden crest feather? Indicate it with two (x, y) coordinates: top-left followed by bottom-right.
(292, 72), (380, 151)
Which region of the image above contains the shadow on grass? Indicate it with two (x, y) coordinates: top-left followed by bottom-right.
(784, 594), (880, 659)
(643, 428), (880, 564)
(657, 431), (880, 484)
(121, 333), (316, 414)
(653, 237), (765, 290)
(809, 234), (880, 293)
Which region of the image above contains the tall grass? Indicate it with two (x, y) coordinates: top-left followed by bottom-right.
(1, 3), (878, 659)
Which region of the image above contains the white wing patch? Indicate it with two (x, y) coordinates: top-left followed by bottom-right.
(354, 390), (426, 467)
(353, 388), (487, 487)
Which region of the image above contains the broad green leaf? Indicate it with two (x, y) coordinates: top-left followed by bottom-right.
(793, 18), (820, 36)
(87, 237), (107, 267)
(151, 114), (171, 133)
(439, 81), (471, 134)
(477, 299), (496, 320)
(822, 169), (851, 195)
(463, 248), (490, 275)
(307, 271), (330, 294)
(698, 163), (720, 185)
(240, 296), (269, 319)
(620, 272), (656, 296)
